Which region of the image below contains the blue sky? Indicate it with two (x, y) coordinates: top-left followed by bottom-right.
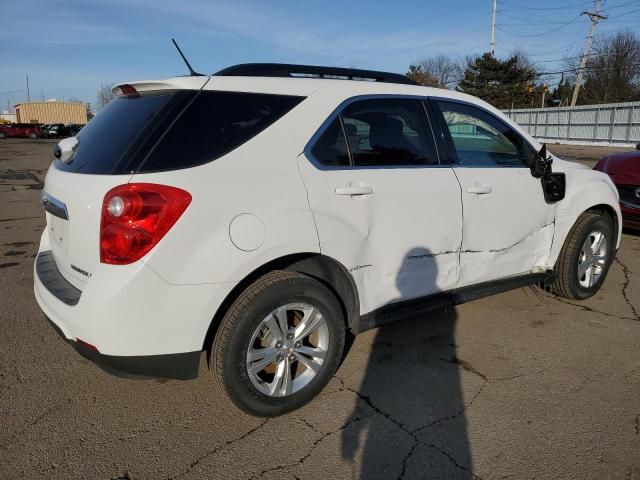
(1, 0), (639, 111)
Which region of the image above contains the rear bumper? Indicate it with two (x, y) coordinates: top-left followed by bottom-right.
(620, 201), (640, 230)
(621, 210), (640, 230)
(34, 243), (236, 378)
(44, 315), (201, 379)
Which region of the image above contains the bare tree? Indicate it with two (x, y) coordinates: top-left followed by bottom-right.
(510, 49), (536, 72)
(583, 30), (640, 103)
(406, 55), (463, 88)
(96, 83), (115, 110)
(564, 30), (640, 104)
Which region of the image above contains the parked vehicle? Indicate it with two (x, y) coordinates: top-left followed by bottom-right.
(43, 123), (67, 138)
(34, 64), (622, 416)
(594, 143), (640, 230)
(66, 123), (84, 136)
(0, 123), (42, 139)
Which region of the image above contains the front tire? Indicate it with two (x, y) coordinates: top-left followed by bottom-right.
(549, 211), (614, 300)
(213, 270), (346, 416)
(0, 132), (6, 139)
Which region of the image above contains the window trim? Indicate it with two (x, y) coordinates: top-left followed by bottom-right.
(304, 94), (445, 171)
(428, 97), (536, 169)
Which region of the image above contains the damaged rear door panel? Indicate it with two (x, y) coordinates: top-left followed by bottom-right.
(299, 96), (463, 315)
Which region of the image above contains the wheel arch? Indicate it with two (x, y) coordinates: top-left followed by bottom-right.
(548, 172), (622, 268)
(202, 252), (360, 355)
(586, 203), (619, 246)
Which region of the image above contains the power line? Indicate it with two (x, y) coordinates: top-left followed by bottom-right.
(607, 6), (640, 18)
(292, 19), (436, 62)
(537, 61), (640, 76)
(604, 0), (640, 11)
(496, 15), (582, 37)
(498, 0), (591, 11)
(531, 51), (610, 64)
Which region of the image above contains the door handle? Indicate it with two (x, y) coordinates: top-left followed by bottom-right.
(335, 185), (374, 196)
(467, 185), (492, 194)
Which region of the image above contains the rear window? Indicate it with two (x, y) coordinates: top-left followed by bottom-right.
(56, 91), (184, 174)
(56, 90), (305, 174)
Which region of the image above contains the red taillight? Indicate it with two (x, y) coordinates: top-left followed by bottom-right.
(100, 183), (191, 265)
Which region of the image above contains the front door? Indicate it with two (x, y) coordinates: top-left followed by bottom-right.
(298, 97), (463, 315)
(432, 99), (556, 287)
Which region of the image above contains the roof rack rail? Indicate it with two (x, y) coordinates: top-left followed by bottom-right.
(214, 63), (418, 86)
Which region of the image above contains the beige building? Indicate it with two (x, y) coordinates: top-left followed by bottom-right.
(0, 113), (16, 124)
(15, 101), (87, 125)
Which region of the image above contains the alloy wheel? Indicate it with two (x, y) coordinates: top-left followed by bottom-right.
(577, 230), (608, 288)
(246, 303), (329, 397)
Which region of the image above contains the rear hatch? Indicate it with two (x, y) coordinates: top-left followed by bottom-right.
(43, 77), (209, 288)
(43, 76), (306, 288)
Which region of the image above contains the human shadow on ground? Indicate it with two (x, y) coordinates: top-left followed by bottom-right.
(341, 247), (475, 479)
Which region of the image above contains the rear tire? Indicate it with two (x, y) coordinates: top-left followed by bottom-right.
(213, 270), (346, 416)
(548, 211), (614, 300)
(28, 132), (37, 139)
(0, 132), (5, 139)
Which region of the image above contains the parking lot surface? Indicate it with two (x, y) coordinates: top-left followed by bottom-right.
(1, 139), (639, 479)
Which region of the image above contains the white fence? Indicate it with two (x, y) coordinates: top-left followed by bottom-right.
(504, 101), (640, 146)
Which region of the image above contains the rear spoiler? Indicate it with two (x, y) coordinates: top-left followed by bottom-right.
(112, 77), (210, 96)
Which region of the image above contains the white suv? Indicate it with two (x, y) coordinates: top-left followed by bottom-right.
(34, 64), (621, 416)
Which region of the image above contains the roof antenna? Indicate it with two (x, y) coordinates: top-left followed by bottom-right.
(171, 38), (203, 76)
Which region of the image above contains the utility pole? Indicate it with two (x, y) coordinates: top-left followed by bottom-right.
(490, 0), (497, 55)
(571, 0), (607, 107)
(26, 74), (30, 102)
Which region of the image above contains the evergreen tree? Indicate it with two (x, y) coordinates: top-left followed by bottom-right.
(550, 76), (573, 107)
(457, 53), (537, 109)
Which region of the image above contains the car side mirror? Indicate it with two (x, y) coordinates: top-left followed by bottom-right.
(54, 136), (79, 164)
(542, 172), (565, 203)
(530, 144), (553, 179)
(530, 144), (565, 203)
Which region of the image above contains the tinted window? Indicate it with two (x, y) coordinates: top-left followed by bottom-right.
(436, 101), (529, 167)
(140, 91), (304, 172)
(55, 90), (304, 174)
(341, 98), (437, 167)
(56, 91), (186, 174)
(309, 117), (350, 166)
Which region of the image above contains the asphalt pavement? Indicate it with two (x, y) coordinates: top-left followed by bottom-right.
(0, 139), (638, 479)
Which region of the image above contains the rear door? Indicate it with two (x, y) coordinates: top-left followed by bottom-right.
(431, 99), (555, 287)
(298, 96), (462, 315)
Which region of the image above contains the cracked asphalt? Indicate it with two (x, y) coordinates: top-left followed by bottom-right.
(1, 139), (639, 479)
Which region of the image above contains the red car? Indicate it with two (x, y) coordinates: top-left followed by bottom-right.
(594, 144), (640, 230)
(0, 123), (43, 139)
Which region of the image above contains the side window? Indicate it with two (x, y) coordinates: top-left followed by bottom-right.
(342, 98), (438, 167)
(140, 91), (304, 172)
(310, 117), (350, 167)
(436, 101), (529, 167)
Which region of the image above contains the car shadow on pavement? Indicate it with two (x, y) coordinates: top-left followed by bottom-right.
(341, 247), (473, 478)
